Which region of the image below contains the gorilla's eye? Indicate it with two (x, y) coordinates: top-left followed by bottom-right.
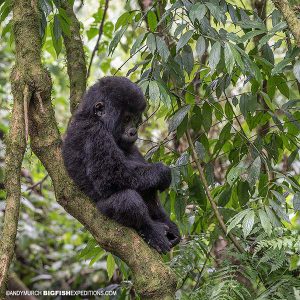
(94, 101), (104, 117)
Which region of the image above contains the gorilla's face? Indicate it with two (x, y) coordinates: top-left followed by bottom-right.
(93, 100), (141, 149)
(120, 111), (141, 144)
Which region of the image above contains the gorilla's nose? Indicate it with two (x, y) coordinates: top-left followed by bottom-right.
(128, 128), (137, 137)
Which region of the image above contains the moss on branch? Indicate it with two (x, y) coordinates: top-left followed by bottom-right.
(0, 77), (27, 300)
(272, 0), (300, 47)
(61, 1), (87, 114)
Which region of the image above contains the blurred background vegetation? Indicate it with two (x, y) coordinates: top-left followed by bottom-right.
(0, 0), (300, 299)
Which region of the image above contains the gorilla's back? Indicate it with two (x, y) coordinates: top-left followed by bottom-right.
(62, 119), (98, 201)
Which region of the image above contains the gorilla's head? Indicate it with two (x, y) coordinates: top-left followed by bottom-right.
(78, 76), (146, 149)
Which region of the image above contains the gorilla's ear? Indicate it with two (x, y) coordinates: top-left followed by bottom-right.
(94, 101), (105, 117)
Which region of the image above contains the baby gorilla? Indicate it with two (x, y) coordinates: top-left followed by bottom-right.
(62, 76), (180, 253)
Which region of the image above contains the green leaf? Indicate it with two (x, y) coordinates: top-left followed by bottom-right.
(293, 60), (300, 83)
(51, 19), (62, 57)
(292, 192), (300, 211)
(1, 19), (11, 38)
(147, 33), (156, 53)
(147, 10), (157, 32)
(130, 32), (146, 55)
(176, 30), (193, 52)
(229, 44), (244, 70)
(109, 26), (127, 54)
(156, 36), (170, 62)
(148, 81), (160, 103)
(218, 186), (232, 207)
(265, 205), (281, 227)
(271, 190), (286, 204)
(106, 253), (115, 280)
(115, 12), (131, 31)
(274, 75), (289, 98)
(202, 102), (212, 132)
(269, 199), (290, 223)
(174, 24), (186, 38)
(157, 83), (171, 108)
(271, 48), (300, 75)
(259, 91), (275, 111)
(247, 156), (261, 186)
(224, 43), (235, 74)
(190, 176), (207, 211)
(258, 209), (272, 236)
(57, 14), (71, 36)
(239, 30), (265, 43)
(168, 105), (191, 133)
(239, 93), (257, 117)
(227, 209), (250, 233)
(195, 141), (206, 161)
(237, 181), (250, 206)
(225, 101), (233, 119)
(196, 36), (206, 58)
(206, 2), (226, 24)
(242, 210), (255, 238)
(227, 157), (250, 186)
(189, 3), (206, 23)
(53, 15), (62, 40)
(208, 41), (221, 73)
(39, 0), (53, 16)
(182, 45), (194, 75)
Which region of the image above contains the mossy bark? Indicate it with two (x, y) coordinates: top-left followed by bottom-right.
(0, 81), (26, 299)
(0, 1), (177, 299)
(61, 1), (87, 114)
(272, 0), (300, 47)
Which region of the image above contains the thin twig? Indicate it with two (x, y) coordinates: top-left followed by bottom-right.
(87, 0), (110, 79)
(26, 174), (49, 191)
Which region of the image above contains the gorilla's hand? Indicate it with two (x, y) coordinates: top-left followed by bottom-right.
(156, 163), (172, 192)
(165, 220), (181, 247)
(140, 222), (171, 254)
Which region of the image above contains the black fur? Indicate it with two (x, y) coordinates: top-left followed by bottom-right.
(62, 76), (180, 253)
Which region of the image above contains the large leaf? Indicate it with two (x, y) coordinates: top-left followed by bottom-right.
(224, 43), (235, 74)
(247, 157), (261, 186)
(239, 93), (257, 117)
(168, 105), (191, 133)
(147, 10), (157, 32)
(293, 193), (300, 211)
(227, 209), (251, 234)
(196, 36), (206, 59)
(156, 36), (170, 62)
(195, 141), (206, 161)
(189, 3), (206, 23)
(106, 253), (115, 280)
(258, 209), (272, 236)
(208, 41), (221, 73)
(176, 30), (193, 52)
(242, 210), (255, 238)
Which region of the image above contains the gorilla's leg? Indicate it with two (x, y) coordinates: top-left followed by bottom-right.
(145, 192), (181, 248)
(96, 189), (171, 253)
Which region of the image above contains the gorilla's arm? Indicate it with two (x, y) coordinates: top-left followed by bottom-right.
(84, 128), (171, 194)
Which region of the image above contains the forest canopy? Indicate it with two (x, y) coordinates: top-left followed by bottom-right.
(0, 0), (300, 299)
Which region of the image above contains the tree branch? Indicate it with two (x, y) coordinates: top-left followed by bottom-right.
(5, 1), (177, 299)
(0, 80), (27, 299)
(272, 0), (300, 47)
(61, 1), (87, 114)
(86, 0), (110, 79)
